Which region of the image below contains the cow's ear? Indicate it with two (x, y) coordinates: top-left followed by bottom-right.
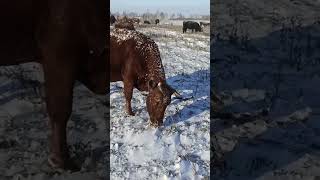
(148, 80), (157, 91)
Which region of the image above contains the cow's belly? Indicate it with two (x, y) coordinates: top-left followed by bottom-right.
(0, 38), (38, 66)
(110, 67), (123, 82)
(110, 47), (125, 82)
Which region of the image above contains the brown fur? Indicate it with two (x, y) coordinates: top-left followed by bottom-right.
(110, 28), (178, 126)
(114, 21), (135, 30)
(0, 0), (107, 170)
(114, 16), (136, 30)
(131, 18), (140, 24)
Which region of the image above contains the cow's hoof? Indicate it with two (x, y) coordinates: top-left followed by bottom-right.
(48, 154), (63, 168)
(48, 154), (80, 172)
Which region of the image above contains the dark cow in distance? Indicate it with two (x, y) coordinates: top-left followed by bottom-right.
(155, 19), (160, 25)
(0, 0), (107, 170)
(183, 21), (202, 33)
(110, 28), (181, 127)
(144, 20), (151, 24)
(110, 15), (117, 25)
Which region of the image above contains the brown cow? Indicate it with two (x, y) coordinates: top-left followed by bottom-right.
(114, 21), (135, 30)
(110, 28), (180, 127)
(132, 17), (140, 24)
(0, 0), (107, 170)
(114, 16), (136, 30)
(117, 16), (132, 23)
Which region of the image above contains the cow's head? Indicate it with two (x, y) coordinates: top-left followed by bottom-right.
(146, 80), (180, 127)
(197, 26), (203, 32)
(78, 0), (108, 95)
(80, 46), (108, 95)
(80, 0), (107, 61)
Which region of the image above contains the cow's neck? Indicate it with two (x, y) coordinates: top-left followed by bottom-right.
(144, 54), (166, 84)
(138, 56), (166, 92)
(141, 42), (165, 81)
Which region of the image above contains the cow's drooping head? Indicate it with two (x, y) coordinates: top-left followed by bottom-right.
(146, 80), (180, 127)
(196, 26), (203, 32)
(77, 0), (108, 95)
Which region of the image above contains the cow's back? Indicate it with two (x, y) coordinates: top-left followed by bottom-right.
(110, 28), (165, 89)
(110, 29), (146, 82)
(0, 0), (45, 65)
(0, 0), (107, 66)
(110, 35), (135, 82)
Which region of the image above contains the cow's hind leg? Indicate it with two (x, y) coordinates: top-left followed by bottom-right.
(43, 63), (78, 170)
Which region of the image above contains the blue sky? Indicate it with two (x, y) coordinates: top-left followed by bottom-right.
(111, 0), (210, 16)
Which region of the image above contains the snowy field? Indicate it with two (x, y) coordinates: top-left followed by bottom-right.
(161, 19), (210, 26)
(136, 19), (211, 37)
(110, 26), (210, 179)
(0, 63), (108, 179)
(0, 22), (209, 179)
(212, 0), (320, 179)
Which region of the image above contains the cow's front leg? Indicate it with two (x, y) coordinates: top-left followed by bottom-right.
(43, 64), (77, 170)
(123, 79), (135, 116)
(47, 114), (69, 169)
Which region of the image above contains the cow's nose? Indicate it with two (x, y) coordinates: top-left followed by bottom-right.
(157, 120), (163, 127)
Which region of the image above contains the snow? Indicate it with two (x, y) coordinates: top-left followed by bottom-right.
(110, 26), (210, 179)
(212, 0), (320, 179)
(0, 63), (108, 179)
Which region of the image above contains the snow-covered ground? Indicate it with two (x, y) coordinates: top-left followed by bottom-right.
(161, 19), (210, 26)
(110, 27), (210, 179)
(212, 0), (320, 179)
(0, 66), (108, 179)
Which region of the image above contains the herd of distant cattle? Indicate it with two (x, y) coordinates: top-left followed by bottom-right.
(110, 15), (210, 33)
